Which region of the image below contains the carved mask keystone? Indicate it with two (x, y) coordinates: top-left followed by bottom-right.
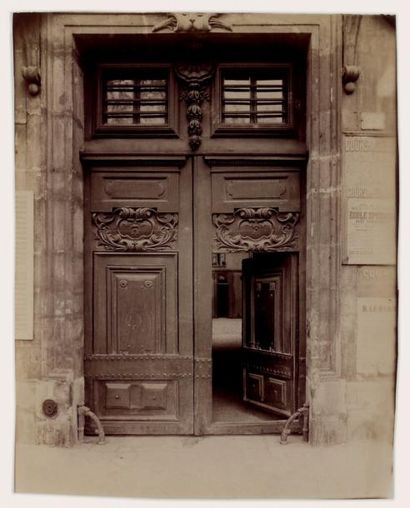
(152, 13), (232, 33)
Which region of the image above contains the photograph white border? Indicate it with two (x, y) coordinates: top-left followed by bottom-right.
(1, 1), (409, 507)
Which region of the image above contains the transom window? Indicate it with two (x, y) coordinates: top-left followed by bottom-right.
(90, 63), (298, 139)
(212, 64), (295, 137)
(91, 64), (177, 138)
(221, 69), (289, 125)
(103, 72), (168, 126)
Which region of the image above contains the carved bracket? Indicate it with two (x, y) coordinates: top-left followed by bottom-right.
(175, 63), (215, 151)
(342, 65), (360, 95)
(22, 65), (41, 96)
(92, 207), (178, 252)
(17, 14), (42, 97)
(153, 13), (232, 33)
(213, 208), (299, 252)
(342, 15), (362, 94)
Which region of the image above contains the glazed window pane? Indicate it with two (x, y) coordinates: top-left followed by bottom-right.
(104, 76), (168, 125)
(222, 72), (288, 125)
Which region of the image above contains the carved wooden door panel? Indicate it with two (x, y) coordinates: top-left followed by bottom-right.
(242, 254), (299, 418)
(84, 158), (194, 435)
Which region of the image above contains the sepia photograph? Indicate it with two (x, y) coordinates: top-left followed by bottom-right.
(1, 0), (409, 506)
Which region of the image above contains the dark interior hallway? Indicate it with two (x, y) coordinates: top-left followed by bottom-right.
(212, 318), (277, 422)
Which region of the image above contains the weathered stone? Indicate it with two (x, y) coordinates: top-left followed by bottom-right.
(346, 380), (395, 441)
(13, 12), (397, 449)
(356, 297), (396, 376)
(310, 415), (348, 446)
(357, 266), (396, 296)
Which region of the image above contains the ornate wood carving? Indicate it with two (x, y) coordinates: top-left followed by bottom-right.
(152, 13), (232, 33)
(213, 208), (299, 252)
(243, 348), (292, 361)
(175, 63), (215, 151)
(92, 207), (178, 251)
(243, 364), (292, 380)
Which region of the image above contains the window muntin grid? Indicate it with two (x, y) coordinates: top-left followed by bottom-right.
(103, 73), (168, 126)
(221, 70), (288, 125)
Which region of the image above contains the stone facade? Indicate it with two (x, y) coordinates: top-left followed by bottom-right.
(14, 13), (397, 447)
(340, 15), (397, 442)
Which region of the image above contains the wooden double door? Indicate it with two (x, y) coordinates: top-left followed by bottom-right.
(84, 155), (304, 435)
(83, 53), (306, 435)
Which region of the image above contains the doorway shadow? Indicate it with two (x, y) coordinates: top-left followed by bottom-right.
(212, 318), (275, 423)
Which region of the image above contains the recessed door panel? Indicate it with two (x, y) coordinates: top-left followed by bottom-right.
(242, 254), (298, 417)
(114, 271), (162, 355)
(84, 160), (193, 435)
(254, 277), (281, 351)
(211, 168), (301, 213)
(90, 169), (180, 212)
(93, 254), (176, 355)
(101, 380), (178, 417)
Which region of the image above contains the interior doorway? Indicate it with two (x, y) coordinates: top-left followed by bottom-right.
(212, 254), (276, 424)
(212, 250), (302, 425)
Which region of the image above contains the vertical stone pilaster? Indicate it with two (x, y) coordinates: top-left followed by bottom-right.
(15, 13), (85, 445)
(14, 13), (46, 444)
(305, 15), (347, 445)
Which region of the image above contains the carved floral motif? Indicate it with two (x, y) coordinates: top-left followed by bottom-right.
(152, 13), (232, 33)
(213, 208), (299, 252)
(92, 207), (178, 252)
(175, 63), (214, 151)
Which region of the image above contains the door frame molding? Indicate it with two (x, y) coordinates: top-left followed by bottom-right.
(39, 13), (343, 443)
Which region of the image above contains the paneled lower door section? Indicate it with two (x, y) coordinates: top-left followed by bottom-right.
(84, 159), (193, 434)
(84, 155), (304, 435)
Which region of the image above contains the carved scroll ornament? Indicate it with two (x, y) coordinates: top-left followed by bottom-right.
(92, 207), (178, 252)
(152, 13), (232, 33)
(213, 208), (299, 252)
(175, 63), (214, 151)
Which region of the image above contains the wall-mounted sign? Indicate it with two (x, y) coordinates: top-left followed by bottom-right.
(15, 191), (34, 340)
(342, 135), (396, 265)
(356, 297), (396, 376)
